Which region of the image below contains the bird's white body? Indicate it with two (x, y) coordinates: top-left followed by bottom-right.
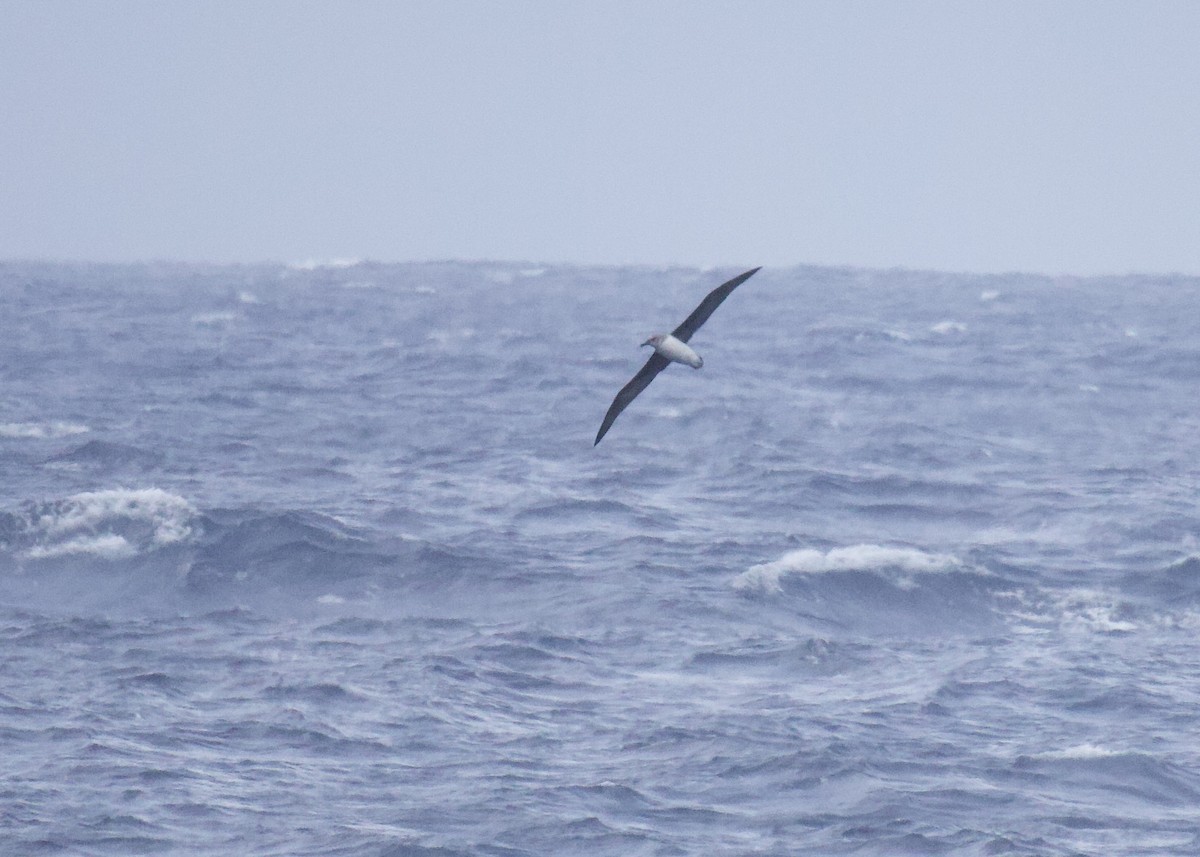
(594, 267), (759, 445)
(643, 333), (703, 368)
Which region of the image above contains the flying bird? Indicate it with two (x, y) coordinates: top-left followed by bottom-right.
(594, 267), (761, 445)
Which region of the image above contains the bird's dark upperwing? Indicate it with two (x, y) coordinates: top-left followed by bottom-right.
(670, 267), (761, 343)
(594, 352), (671, 446)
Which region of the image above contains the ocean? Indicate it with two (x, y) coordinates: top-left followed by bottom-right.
(2, 259), (1199, 855)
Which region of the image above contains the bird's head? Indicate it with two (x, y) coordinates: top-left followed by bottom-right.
(641, 334), (665, 348)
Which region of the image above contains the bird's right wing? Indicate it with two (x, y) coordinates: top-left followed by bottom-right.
(594, 352), (671, 445)
(670, 267), (761, 343)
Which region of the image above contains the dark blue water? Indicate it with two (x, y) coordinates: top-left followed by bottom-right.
(2, 260), (1200, 855)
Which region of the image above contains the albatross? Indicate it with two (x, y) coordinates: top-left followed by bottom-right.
(594, 267), (761, 445)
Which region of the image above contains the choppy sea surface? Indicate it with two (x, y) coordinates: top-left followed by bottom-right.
(2, 260), (1200, 856)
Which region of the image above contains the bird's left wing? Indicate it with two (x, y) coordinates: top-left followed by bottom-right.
(594, 352), (671, 445)
(670, 267), (761, 343)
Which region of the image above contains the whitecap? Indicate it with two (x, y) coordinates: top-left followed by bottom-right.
(1058, 589), (1138, 634)
(0, 421), (89, 439)
(734, 544), (959, 594)
(426, 327), (477, 346)
(1033, 744), (1122, 761)
(20, 488), (198, 561)
(25, 533), (136, 561)
(288, 257), (362, 271)
(1016, 587), (1139, 634)
(930, 320), (968, 335)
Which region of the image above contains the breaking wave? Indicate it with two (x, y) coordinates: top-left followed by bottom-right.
(733, 544), (960, 594)
(5, 488), (198, 561)
(0, 421), (90, 439)
(0, 488), (506, 616)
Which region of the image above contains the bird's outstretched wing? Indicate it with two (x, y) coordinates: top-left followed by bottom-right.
(670, 267), (761, 343)
(594, 352), (670, 445)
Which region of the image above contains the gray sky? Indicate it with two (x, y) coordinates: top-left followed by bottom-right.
(2, 1), (1198, 274)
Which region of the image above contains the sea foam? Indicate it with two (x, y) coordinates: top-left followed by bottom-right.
(1033, 744), (1123, 761)
(733, 544), (960, 594)
(20, 488), (198, 561)
(0, 421), (89, 439)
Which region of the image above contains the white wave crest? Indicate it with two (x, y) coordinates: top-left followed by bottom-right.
(734, 544), (959, 594)
(289, 257), (362, 271)
(0, 421), (90, 439)
(426, 327), (477, 346)
(1033, 744), (1122, 761)
(26, 534), (136, 561)
(22, 488), (198, 561)
(1057, 588), (1138, 634)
